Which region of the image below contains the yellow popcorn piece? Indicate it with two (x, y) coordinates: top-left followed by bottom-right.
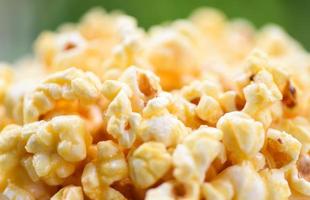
(51, 186), (84, 200)
(22, 116), (91, 186)
(202, 162), (267, 200)
(119, 66), (161, 112)
(104, 81), (141, 148)
(0, 125), (25, 190)
(190, 8), (227, 41)
(287, 149), (310, 197)
(178, 80), (225, 126)
(180, 80), (222, 102)
(145, 181), (200, 200)
(138, 114), (189, 147)
(274, 117), (310, 147)
(0, 64), (13, 103)
(262, 128), (301, 170)
(257, 25), (302, 58)
(2, 183), (35, 200)
(173, 126), (225, 183)
(260, 169), (291, 200)
(81, 140), (128, 200)
(288, 165), (310, 197)
(129, 142), (171, 189)
(142, 92), (173, 118)
(217, 111), (265, 163)
(0, 64), (14, 129)
(102, 33), (150, 81)
(195, 95), (223, 125)
(23, 67), (101, 123)
(146, 25), (202, 90)
(143, 92), (202, 129)
(35, 8), (143, 76)
(219, 91), (244, 113)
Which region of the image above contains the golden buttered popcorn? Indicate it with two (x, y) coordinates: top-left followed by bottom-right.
(0, 6), (310, 200)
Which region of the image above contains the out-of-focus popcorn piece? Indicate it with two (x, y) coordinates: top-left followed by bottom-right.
(195, 95), (223, 125)
(257, 25), (304, 58)
(260, 169), (291, 200)
(217, 111), (265, 163)
(0, 64), (14, 129)
(219, 91), (244, 112)
(274, 117), (310, 148)
(262, 129), (301, 170)
(0, 125), (25, 189)
(145, 181), (200, 200)
(102, 32), (150, 81)
(35, 8), (144, 77)
(81, 140), (127, 200)
(248, 152), (266, 171)
(129, 142), (171, 189)
(202, 162), (266, 200)
(146, 24), (203, 90)
(51, 186), (84, 200)
(0, 64), (13, 103)
(23, 67), (101, 123)
(190, 8), (227, 41)
(173, 126), (225, 183)
(288, 164), (310, 197)
(2, 183), (35, 200)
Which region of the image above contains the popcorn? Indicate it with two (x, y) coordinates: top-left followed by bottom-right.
(260, 169), (291, 200)
(103, 80), (141, 148)
(262, 128), (301, 170)
(195, 95), (223, 125)
(129, 142), (171, 188)
(273, 117), (310, 147)
(288, 164), (310, 197)
(51, 186), (84, 200)
(0, 64), (13, 103)
(138, 114), (188, 147)
(23, 67), (101, 123)
(173, 126), (225, 183)
(202, 162), (267, 200)
(2, 6), (310, 199)
(146, 25), (202, 90)
(81, 141), (127, 200)
(145, 181), (200, 200)
(35, 8), (143, 77)
(219, 91), (244, 112)
(2, 183), (35, 200)
(119, 66), (161, 112)
(0, 125), (25, 189)
(217, 111), (265, 163)
(23, 115), (91, 185)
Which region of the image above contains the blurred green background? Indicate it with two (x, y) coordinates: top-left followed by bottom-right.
(0, 0), (309, 62)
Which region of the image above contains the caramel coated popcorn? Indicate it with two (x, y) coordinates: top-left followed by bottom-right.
(1, 7), (310, 200)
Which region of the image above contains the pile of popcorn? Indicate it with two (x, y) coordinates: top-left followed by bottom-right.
(0, 7), (310, 200)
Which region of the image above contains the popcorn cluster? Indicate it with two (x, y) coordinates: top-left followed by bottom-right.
(0, 7), (310, 200)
